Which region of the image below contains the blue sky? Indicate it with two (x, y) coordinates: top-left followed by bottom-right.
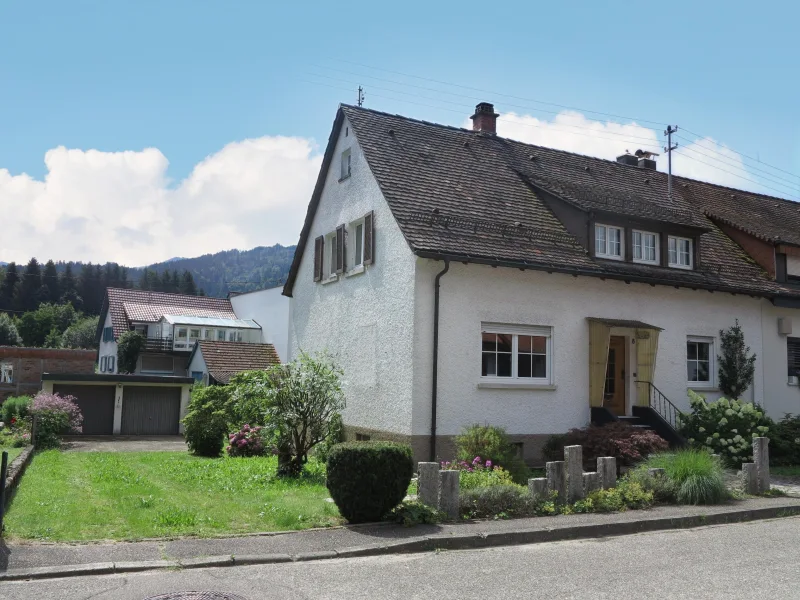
(1, 0), (799, 264)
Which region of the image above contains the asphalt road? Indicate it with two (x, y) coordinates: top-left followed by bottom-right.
(3, 517), (799, 599)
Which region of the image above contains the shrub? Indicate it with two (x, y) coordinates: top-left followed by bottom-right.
(542, 434), (568, 462)
(326, 441), (414, 523)
(638, 450), (729, 505)
(117, 330), (146, 374)
(29, 391), (83, 449)
(459, 484), (536, 519)
(0, 312), (21, 346)
(543, 422), (669, 466)
(313, 412), (344, 465)
(717, 320), (756, 400)
(455, 424), (529, 484)
(11, 432), (31, 447)
(61, 316), (100, 350)
(679, 391), (770, 466)
(182, 385), (231, 457)
(440, 456), (515, 490)
(226, 424), (267, 457)
(768, 414), (800, 466)
(1, 395), (31, 424)
(588, 479), (654, 512)
(384, 501), (444, 526)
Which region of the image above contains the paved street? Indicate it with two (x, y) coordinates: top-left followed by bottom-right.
(3, 517), (799, 599)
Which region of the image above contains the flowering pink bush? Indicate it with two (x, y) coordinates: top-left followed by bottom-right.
(29, 391), (83, 449)
(439, 456), (514, 490)
(226, 424), (266, 457)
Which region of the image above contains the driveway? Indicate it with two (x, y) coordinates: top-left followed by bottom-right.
(61, 436), (188, 452)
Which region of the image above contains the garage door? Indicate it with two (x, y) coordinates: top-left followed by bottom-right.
(53, 384), (115, 435)
(121, 387), (181, 435)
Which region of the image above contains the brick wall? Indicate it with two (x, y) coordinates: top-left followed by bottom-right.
(0, 347), (96, 402)
(715, 221), (775, 278)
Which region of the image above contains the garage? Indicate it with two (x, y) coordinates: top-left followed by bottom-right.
(52, 384), (115, 435)
(121, 386), (181, 435)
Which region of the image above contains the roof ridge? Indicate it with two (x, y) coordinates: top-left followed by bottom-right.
(342, 104), (798, 205)
(108, 287), (230, 302)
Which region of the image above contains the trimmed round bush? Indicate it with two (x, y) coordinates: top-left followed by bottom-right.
(182, 385), (231, 457)
(326, 441), (413, 523)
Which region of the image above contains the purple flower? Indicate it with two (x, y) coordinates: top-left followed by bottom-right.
(485, 460), (492, 468)
(472, 456), (481, 464)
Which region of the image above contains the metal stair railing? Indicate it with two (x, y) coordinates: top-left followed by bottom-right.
(635, 381), (683, 432)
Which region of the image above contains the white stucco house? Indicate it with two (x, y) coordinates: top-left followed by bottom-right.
(283, 102), (800, 464)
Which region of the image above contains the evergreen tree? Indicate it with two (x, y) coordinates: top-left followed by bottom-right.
(79, 263), (103, 315)
(172, 270), (181, 293)
(718, 320), (757, 399)
(180, 271), (198, 295)
(139, 267), (153, 291)
(15, 258), (43, 312)
(0, 262), (19, 312)
(59, 263), (82, 309)
(42, 259), (60, 303)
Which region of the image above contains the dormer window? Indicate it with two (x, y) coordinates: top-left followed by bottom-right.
(632, 230), (659, 264)
(595, 224), (623, 260)
(668, 236), (693, 269)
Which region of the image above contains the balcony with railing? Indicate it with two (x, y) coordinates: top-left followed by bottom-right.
(142, 337), (184, 353)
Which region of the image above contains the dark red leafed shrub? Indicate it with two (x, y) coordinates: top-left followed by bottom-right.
(542, 422), (668, 466)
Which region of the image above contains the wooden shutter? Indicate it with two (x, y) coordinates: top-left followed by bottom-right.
(363, 211), (374, 265)
(335, 224), (345, 274)
(313, 236), (324, 282)
(788, 337), (800, 377)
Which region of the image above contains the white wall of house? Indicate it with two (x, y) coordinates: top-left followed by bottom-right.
(230, 287), (290, 361)
(760, 301), (800, 417)
(787, 256), (800, 277)
(187, 351), (209, 385)
(98, 311), (118, 374)
(288, 115), (418, 437)
(411, 261), (765, 439)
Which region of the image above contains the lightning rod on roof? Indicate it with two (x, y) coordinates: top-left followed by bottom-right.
(357, 86), (365, 107)
(664, 125), (679, 200)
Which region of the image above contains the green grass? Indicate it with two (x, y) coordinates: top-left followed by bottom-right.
(639, 450), (729, 505)
(0, 442), (23, 464)
(5, 451), (341, 542)
(772, 466), (800, 477)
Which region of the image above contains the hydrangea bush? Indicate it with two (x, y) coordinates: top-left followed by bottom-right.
(440, 456), (515, 490)
(226, 424), (267, 457)
(679, 390), (770, 465)
(29, 391), (83, 449)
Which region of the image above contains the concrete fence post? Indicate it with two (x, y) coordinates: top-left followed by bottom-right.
(742, 463), (759, 495)
(438, 470), (460, 520)
(564, 445), (584, 503)
(753, 437), (770, 493)
(528, 477), (547, 499)
(582, 472), (600, 495)
(597, 457), (617, 489)
(546, 461), (566, 504)
(417, 462), (440, 508)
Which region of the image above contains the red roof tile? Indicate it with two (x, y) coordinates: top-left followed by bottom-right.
(195, 341), (281, 384)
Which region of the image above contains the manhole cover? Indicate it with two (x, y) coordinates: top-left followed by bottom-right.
(145, 593), (248, 600)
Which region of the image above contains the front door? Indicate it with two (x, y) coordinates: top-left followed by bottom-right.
(604, 336), (626, 415)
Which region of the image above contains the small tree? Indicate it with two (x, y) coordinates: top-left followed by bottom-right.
(182, 384), (232, 457)
(117, 330), (146, 374)
(0, 312), (21, 346)
(62, 316), (100, 349)
(260, 352), (346, 477)
(718, 320), (756, 399)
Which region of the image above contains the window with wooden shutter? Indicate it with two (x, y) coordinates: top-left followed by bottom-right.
(313, 236), (324, 282)
(363, 211), (374, 265)
(335, 224), (345, 274)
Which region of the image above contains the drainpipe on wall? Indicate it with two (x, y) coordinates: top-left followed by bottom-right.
(430, 258), (450, 462)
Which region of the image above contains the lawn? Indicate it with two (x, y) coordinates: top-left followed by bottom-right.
(772, 466), (800, 477)
(5, 451), (341, 542)
(0, 443), (23, 464)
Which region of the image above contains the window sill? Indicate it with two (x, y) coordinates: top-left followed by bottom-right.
(633, 259), (660, 266)
(321, 275), (339, 285)
(688, 385), (717, 392)
(338, 174), (351, 183)
(477, 381), (557, 390)
(595, 254), (624, 261)
(345, 265), (365, 277)
(669, 263), (693, 270)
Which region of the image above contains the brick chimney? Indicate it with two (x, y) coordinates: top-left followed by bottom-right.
(470, 102), (499, 134)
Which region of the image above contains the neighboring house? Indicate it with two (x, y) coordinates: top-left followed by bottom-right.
(97, 288), (262, 376)
(188, 340), (281, 385)
(283, 101), (800, 464)
(229, 286), (290, 361)
(0, 347), (96, 402)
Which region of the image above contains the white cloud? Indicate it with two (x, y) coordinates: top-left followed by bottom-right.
(469, 111), (781, 195)
(0, 137), (322, 265)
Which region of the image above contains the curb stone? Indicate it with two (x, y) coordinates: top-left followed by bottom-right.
(2, 504), (800, 582)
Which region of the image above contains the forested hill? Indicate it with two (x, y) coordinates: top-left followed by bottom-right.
(129, 244), (296, 298)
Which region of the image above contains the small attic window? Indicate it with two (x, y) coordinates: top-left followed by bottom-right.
(345, 127), (349, 137)
(340, 149), (351, 181)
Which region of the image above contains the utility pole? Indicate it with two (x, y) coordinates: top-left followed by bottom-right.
(664, 125), (678, 199)
(357, 86), (365, 107)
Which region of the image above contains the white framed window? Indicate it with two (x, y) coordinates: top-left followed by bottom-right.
(687, 337), (714, 387)
(480, 324), (553, 384)
(632, 230), (659, 264)
(340, 148), (351, 180)
(325, 231), (338, 278)
(349, 218), (365, 270)
(0, 362), (12, 384)
(217, 329), (226, 341)
(100, 356), (108, 372)
(228, 330), (243, 342)
(595, 224), (623, 259)
(108, 356), (115, 373)
(668, 236), (693, 269)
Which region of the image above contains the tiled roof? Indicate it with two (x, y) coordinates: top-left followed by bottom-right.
(195, 341), (281, 384)
(105, 289), (236, 338)
(330, 105), (800, 298)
